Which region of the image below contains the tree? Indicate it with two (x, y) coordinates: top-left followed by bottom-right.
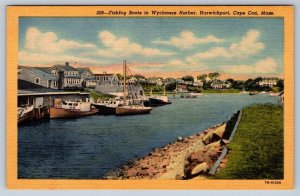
(165, 81), (177, 91)
(182, 75), (194, 82)
(208, 72), (220, 80)
(116, 73), (123, 80)
(276, 79), (284, 91)
(197, 74), (207, 81)
(133, 74), (146, 80)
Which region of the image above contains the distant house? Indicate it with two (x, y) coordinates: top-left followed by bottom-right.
(94, 72), (119, 86)
(259, 78), (278, 87)
(211, 80), (231, 89)
(49, 62), (81, 88)
(193, 79), (204, 87)
(18, 65), (59, 89)
(147, 77), (163, 86)
(77, 67), (97, 88)
(176, 84), (188, 92)
(176, 78), (185, 85)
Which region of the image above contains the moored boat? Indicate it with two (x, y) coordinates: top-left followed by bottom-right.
(146, 96), (172, 106)
(92, 97), (123, 115)
(50, 100), (98, 119)
(18, 105), (34, 124)
(116, 60), (152, 116)
(269, 92), (280, 96)
(249, 91), (259, 95)
(145, 87), (171, 106)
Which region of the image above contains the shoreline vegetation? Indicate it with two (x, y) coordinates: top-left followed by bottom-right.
(104, 104), (283, 180)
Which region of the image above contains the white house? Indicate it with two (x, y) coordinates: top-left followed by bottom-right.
(147, 77), (163, 86)
(211, 80), (231, 89)
(259, 78), (278, 87)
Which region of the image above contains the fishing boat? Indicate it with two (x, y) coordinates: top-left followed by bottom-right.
(116, 60), (152, 116)
(50, 99), (98, 119)
(18, 105), (34, 124)
(269, 92), (280, 96)
(92, 97), (123, 115)
(145, 87), (172, 107)
(249, 91), (259, 96)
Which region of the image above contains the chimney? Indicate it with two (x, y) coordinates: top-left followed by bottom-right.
(66, 62), (69, 66)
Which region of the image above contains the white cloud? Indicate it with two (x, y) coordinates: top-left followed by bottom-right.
(19, 50), (100, 66)
(224, 57), (277, 74)
(152, 31), (224, 49)
(254, 57), (277, 73)
(187, 29), (265, 60)
(97, 31), (174, 57)
(24, 27), (96, 54)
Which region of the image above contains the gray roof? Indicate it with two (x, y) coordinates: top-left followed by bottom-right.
(53, 64), (79, 71)
(34, 67), (52, 74)
(77, 67), (93, 74)
(24, 66), (58, 81)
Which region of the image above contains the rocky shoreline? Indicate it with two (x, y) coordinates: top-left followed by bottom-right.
(104, 111), (240, 180)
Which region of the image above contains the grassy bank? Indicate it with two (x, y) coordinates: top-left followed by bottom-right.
(214, 104), (283, 179)
(85, 89), (114, 101)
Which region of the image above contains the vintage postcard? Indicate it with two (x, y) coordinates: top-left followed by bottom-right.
(7, 5), (294, 189)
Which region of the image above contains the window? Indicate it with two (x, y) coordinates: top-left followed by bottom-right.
(35, 77), (40, 84)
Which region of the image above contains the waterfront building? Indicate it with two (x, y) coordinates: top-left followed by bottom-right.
(77, 67), (98, 88)
(18, 65), (59, 89)
(49, 62), (82, 89)
(258, 78), (278, 87)
(18, 79), (90, 121)
(94, 72), (119, 86)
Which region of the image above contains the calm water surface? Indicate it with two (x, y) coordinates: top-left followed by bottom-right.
(18, 93), (281, 179)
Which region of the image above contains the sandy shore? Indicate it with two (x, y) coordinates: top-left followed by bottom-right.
(104, 122), (230, 180)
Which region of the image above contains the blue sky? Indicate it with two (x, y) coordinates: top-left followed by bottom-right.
(18, 17), (283, 79)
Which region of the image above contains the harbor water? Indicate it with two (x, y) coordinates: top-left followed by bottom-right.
(18, 93), (281, 179)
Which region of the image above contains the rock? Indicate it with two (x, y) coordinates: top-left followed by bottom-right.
(126, 168), (138, 177)
(191, 162), (209, 175)
(140, 163), (149, 169)
(219, 163), (226, 168)
(221, 158), (228, 164)
(189, 136), (194, 139)
(177, 136), (183, 141)
(138, 169), (149, 176)
(161, 159), (169, 168)
(206, 140), (222, 148)
(188, 151), (205, 163)
(202, 132), (213, 144)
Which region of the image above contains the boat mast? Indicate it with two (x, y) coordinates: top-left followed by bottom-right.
(123, 60), (127, 104)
